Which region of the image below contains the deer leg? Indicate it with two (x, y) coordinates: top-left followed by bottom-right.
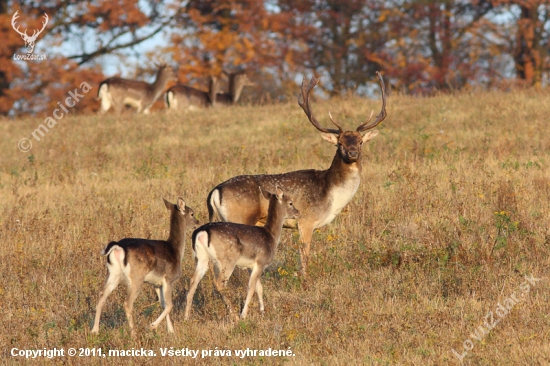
(298, 221), (315, 277)
(255, 278), (265, 313)
(241, 265), (264, 319)
(184, 255), (209, 320)
(155, 286), (174, 333)
(150, 279), (174, 332)
(212, 261), (237, 319)
(112, 98), (123, 115)
(91, 270), (121, 333)
(98, 102), (109, 115)
(124, 278), (143, 337)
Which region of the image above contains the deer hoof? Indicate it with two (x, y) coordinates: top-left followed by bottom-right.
(300, 277), (309, 291)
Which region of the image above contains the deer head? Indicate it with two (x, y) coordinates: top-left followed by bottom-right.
(222, 71), (255, 103)
(153, 63), (176, 83)
(11, 11), (49, 54)
(298, 72), (387, 164)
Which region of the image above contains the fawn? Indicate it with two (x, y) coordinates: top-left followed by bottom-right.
(91, 197), (198, 336)
(185, 187), (299, 320)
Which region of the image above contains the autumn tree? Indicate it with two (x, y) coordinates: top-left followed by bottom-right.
(274, 0), (502, 95)
(495, 0), (549, 86)
(163, 0), (297, 101)
(1, 0), (548, 116)
(275, 0), (396, 96)
(376, 0), (499, 93)
(0, 0), (182, 115)
(0, 0), (29, 115)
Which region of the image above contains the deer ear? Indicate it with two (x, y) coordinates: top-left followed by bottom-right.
(320, 132), (338, 145)
(362, 130), (379, 143)
(177, 197), (186, 211)
(163, 198), (173, 210)
(275, 187), (284, 201)
(259, 186), (271, 200)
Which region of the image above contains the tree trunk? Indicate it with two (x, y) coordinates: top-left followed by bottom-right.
(514, 4), (542, 86)
(0, 0), (12, 115)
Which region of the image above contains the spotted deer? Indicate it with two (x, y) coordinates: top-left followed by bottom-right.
(97, 64), (175, 114)
(165, 71), (254, 110)
(185, 187), (299, 320)
(91, 197), (198, 336)
(207, 72), (387, 276)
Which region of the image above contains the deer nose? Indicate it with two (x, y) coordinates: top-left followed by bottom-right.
(348, 150), (358, 158)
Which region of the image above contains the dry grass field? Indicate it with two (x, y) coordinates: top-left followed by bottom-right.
(1, 88), (549, 365)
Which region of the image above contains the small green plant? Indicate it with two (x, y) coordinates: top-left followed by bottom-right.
(491, 210), (518, 253)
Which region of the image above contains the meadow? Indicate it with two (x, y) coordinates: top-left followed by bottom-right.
(1, 88), (549, 365)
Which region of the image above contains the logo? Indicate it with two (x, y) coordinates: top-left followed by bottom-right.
(12, 10), (48, 61)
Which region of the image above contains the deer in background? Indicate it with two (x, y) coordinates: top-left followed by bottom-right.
(91, 197), (198, 336)
(206, 72), (387, 277)
(165, 71), (254, 110)
(215, 71), (256, 106)
(11, 11), (48, 54)
(164, 76), (219, 110)
(97, 63), (175, 114)
(185, 187), (299, 320)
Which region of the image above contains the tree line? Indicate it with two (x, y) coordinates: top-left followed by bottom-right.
(0, 0), (548, 116)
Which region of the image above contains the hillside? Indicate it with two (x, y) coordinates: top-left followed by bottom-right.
(1, 89), (549, 365)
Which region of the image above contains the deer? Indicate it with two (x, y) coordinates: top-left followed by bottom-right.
(206, 72), (387, 277)
(11, 11), (49, 54)
(91, 197), (199, 336)
(164, 77), (217, 110)
(97, 63), (175, 114)
(165, 71), (254, 110)
(184, 187), (299, 320)
(218, 70), (255, 106)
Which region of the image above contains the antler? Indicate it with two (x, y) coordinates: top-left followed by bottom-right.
(298, 76), (343, 135)
(327, 111), (345, 132)
(36, 13), (49, 37)
(11, 11), (48, 40)
(11, 11), (27, 37)
(356, 71), (387, 132)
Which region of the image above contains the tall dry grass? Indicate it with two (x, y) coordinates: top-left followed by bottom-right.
(1, 88), (549, 365)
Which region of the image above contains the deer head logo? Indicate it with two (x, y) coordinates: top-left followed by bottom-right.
(11, 11), (49, 54)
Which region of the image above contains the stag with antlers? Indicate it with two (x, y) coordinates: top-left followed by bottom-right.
(12, 11), (49, 54)
(206, 72), (387, 277)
